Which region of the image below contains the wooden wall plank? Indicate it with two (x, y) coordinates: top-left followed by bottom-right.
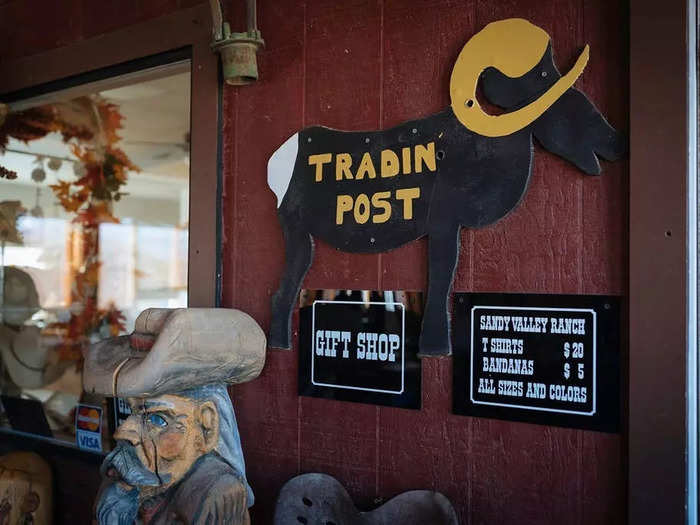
(302, 1), (383, 291)
(80, 0), (179, 40)
(221, 2), (306, 523)
(580, 0), (628, 523)
(0, 0), (84, 60)
(377, 4), (475, 524)
(296, 0), (383, 510)
(0, 1), (628, 523)
(465, 1), (589, 523)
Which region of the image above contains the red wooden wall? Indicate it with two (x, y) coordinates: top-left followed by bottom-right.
(0, 0), (628, 523)
(223, 1), (628, 523)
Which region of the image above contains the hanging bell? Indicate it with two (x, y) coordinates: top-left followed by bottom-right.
(31, 167), (46, 183)
(47, 157), (62, 171)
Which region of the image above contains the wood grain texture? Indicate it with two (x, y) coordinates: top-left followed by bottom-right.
(0, 0), (183, 61)
(296, 0), (383, 511)
(0, 0), (83, 61)
(580, 1), (627, 523)
(0, 0), (628, 523)
(377, 3), (473, 522)
(629, 0), (685, 522)
(221, 4), (305, 523)
(471, 3), (591, 524)
(302, 0), (383, 293)
(84, 308), (266, 397)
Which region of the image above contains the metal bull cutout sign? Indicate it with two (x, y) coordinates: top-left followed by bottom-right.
(267, 19), (625, 356)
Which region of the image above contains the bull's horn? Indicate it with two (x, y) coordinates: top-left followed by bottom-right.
(450, 18), (589, 138)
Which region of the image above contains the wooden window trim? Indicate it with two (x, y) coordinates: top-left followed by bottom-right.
(629, 0), (691, 522)
(0, 4), (221, 307)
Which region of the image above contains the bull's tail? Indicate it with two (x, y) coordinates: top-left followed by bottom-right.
(267, 133), (299, 208)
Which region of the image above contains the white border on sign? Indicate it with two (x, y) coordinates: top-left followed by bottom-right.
(311, 300), (405, 395)
(469, 305), (597, 416)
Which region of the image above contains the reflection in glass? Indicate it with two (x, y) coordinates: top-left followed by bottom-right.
(0, 69), (191, 445)
(300, 289), (425, 315)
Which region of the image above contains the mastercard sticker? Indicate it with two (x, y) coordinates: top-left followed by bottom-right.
(75, 404), (102, 452)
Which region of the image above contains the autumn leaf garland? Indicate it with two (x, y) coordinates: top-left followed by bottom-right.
(49, 100), (137, 361)
(0, 97), (137, 362)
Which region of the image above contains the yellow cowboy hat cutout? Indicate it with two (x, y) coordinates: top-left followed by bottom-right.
(450, 18), (589, 137)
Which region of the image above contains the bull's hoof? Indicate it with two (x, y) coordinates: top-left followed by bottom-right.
(417, 347), (452, 358)
(268, 332), (292, 350)
(417, 333), (452, 357)
(270, 295), (293, 350)
(268, 320), (292, 350)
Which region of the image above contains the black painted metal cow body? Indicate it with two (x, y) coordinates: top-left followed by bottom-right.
(267, 45), (625, 356)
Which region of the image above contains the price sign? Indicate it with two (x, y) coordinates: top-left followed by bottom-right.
(453, 293), (620, 432)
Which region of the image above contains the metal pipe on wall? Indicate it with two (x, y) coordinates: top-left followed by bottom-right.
(246, 0), (257, 34)
(209, 0), (265, 86)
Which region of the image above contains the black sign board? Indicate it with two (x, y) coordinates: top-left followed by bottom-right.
(106, 397), (132, 435)
(1, 396), (52, 437)
(453, 293), (620, 432)
(299, 290), (422, 409)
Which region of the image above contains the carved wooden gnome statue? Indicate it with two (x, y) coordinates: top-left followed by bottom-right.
(84, 308), (266, 525)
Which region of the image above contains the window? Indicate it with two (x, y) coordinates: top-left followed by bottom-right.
(0, 64), (192, 447)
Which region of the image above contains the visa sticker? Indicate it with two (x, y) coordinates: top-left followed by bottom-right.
(75, 404), (102, 452)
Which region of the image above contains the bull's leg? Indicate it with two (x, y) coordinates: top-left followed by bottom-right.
(419, 226), (461, 356)
(269, 222), (314, 349)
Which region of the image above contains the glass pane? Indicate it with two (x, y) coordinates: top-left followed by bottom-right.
(0, 66), (191, 447)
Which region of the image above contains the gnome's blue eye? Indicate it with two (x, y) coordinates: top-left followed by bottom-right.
(147, 414), (168, 427)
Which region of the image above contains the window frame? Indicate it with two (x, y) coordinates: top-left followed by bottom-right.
(0, 5), (220, 451)
(629, 0), (693, 522)
(0, 4), (222, 308)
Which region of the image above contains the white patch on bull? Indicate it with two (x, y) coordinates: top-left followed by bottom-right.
(267, 133), (299, 208)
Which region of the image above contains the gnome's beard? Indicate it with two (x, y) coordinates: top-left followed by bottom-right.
(96, 482), (139, 525)
(97, 443), (173, 525)
(101, 442), (168, 488)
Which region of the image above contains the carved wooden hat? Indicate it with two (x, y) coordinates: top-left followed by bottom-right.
(84, 308), (266, 397)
